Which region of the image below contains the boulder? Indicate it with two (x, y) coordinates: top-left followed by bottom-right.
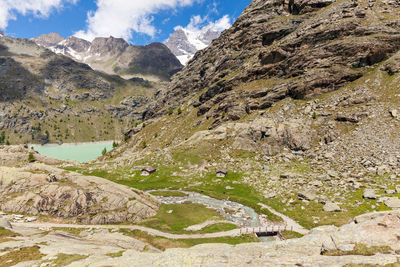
(376, 165), (389, 176)
(263, 191), (277, 199)
(323, 202), (341, 212)
(390, 109), (398, 118)
(0, 218), (12, 229)
(385, 197), (400, 209)
(363, 189), (377, 199)
(298, 190), (317, 201)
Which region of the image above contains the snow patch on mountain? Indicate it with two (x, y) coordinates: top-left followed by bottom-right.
(165, 15), (231, 65)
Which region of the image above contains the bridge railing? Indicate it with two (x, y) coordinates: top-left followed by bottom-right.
(239, 225), (293, 235)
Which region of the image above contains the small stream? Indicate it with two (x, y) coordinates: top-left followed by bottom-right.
(148, 190), (261, 227)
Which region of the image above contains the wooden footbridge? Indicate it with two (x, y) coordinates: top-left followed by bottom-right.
(239, 224), (295, 236)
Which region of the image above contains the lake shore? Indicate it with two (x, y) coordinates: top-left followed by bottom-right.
(30, 141), (115, 163)
(29, 140), (116, 147)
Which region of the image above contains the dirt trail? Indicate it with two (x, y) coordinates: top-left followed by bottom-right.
(12, 222), (293, 239)
(258, 203), (310, 235)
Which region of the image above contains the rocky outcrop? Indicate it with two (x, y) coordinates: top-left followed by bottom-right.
(31, 33), (64, 47)
(0, 163), (160, 224)
(90, 36), (129, 55)
(185, 117), (315, 154)
(122, 43), (183, 79)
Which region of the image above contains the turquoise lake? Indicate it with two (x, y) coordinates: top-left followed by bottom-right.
(32, 141), (114, 163)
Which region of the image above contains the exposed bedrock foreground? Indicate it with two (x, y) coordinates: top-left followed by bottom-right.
(0, 160), (160, 224)
(71, 210), (400, 266)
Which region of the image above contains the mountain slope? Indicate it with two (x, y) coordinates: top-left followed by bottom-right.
(32, 34), (182, 81)
(89, 0), (400, 230)
(158, 0), (400, 116)
(0, 35), (158, 144)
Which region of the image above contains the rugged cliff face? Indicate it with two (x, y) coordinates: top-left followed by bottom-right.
(155, 0), (400, 121)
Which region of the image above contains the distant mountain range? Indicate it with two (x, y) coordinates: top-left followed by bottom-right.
(0, 33), (158, 144)
(165, 27), (221, 65)
(32, 33), (182, 81)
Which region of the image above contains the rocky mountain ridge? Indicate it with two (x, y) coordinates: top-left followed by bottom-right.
(32, 33), (182, 81)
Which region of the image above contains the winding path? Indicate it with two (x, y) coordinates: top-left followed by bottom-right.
(12, 222), (294, 240)
(11, 192), (309, 239)
(258, 203), (309, 235)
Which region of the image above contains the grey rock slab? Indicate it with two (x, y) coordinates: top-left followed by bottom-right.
(298, 190), (317, 201)
(385, 197), (400, 209)
(0, 218), (12, 229)
(363, 189), (377, 199)
(323, 202), (341, 212)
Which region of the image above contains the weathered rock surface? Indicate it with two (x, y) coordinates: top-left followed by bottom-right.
(0, 218), (12, 229)
(323, 202), (341, 212)
(363, 189), (377, 200)
(0, 163), (160, 224)
(185, 117), (315, 154)
(298, 189), (317, 201)
(0, 145), (66, 166)
(385, 197), (400, 209)
(71, 211), (400, 266)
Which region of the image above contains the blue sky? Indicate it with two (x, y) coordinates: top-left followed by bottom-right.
(2, 0), (251, 45)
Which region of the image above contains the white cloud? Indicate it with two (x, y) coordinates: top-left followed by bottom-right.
(0, 0), (78, 29)
(178, 14), (231, 34)
(75, 0), (202, 42)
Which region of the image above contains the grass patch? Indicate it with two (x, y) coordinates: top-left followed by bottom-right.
(0, 227), (20, 243)
(106, 251), (125, 258)
(46, 253), (88, 266)
(280, 230), (304, 240)
(0, 246), (44, 267)
(140, 203), (225, 233)
(120, 229), (259, 251)
(266, 188), (391, 229)
(64, 165), (284, 224)
(149, 191), (188, 197)
(0, 227), (20, 238)
(323, 243), (392, 256)
(53, 227), (86, 236)
(198, 223), (238, 233)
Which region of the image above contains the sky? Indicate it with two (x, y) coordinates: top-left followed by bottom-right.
(0, 0), (251, 45)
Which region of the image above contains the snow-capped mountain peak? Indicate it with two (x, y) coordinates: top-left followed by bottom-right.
(165, 26), (220, 65)
(165, 15), (231, 65)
